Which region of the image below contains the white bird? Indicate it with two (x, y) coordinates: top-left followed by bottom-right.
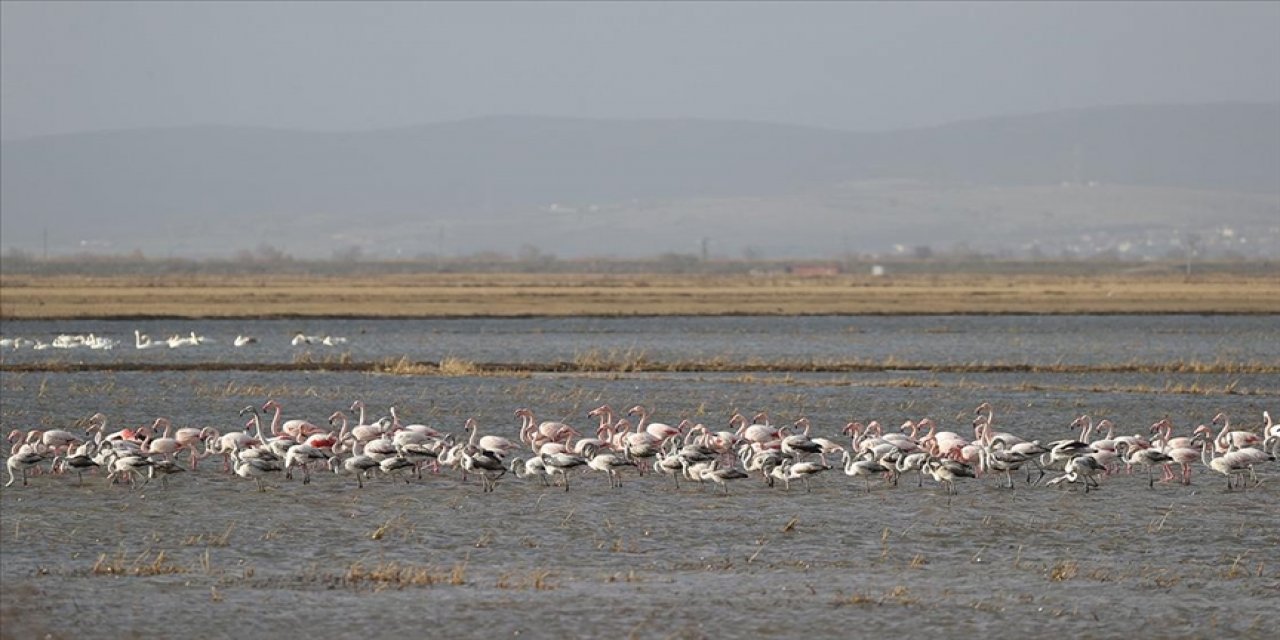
(923, 457), (976, 495)
(5, 450), (47, 487)
(779, 459), (831, 493)
(696, 460), (749, 494)
(234, 456), (283, 492)
(842, 450), (886, 494)
(540, 452), (588, 492)
(587, 452), (636, 488)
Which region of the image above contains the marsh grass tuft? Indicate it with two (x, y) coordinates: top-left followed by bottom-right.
(182, 523), (235, 547)
(377, 356), (433, 375)
(496, 568), (557, 590)
(437, 357), (480, 376)
(91, 549), (187, 577)
(1049, 560), (1079, 582)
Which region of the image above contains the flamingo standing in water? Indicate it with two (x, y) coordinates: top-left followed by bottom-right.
(587, 451), (636, 488)
(842, 450), (887, 494)
(922, 456), (975, 495)
(1210, 413), (1262, 453)
(627, 405), (681, 443)
(6, 449), (47, 486)
(262, 400), (323, 439)
(696, 460), (749, 494)
(540, 451), (588, 491)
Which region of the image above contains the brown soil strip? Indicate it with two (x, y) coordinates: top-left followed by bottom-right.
(3, 272), (1279, 318)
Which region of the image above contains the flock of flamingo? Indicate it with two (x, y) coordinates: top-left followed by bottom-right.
(4, 401), (1276, 495)
(0, 331), (348, 351)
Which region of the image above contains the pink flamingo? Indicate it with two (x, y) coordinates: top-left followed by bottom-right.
(731, 412), (779, 446)
(262, 400), (324, 439)
(1211, 412), (1261, 453)
(466, 418), (518, 457)
(627, 405), (682, 442)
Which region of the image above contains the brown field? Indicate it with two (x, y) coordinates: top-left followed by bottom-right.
(2, 272), (1279, 319)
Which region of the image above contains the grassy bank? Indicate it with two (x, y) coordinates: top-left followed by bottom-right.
(2, 271), (1278, 319)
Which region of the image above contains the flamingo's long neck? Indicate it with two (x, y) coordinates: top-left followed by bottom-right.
(250, 415), (269, 443)
(1215, 415), (1231, 445)
(268, 405), (283, 436)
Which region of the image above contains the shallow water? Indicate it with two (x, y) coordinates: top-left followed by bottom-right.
(2, 315), (1278, 366)
(1, 317), (1278, 639)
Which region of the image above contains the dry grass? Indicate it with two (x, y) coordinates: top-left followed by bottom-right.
(342, 560), (467, 589)
(4, 272), (1279, 318)
(90, 549), (188, 577)
(8, 357), (1275, 378)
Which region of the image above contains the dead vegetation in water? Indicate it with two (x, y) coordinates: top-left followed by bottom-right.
(338, 560), (468, 590)
(181, 523), (236, 547)
(831, 585), (920, 608)
(90, 549), (188, 577)
(495, 568), (557, 590)
(6, 357), (1277, 381)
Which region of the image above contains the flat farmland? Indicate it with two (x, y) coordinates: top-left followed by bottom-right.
(3, 272), (1278, 318)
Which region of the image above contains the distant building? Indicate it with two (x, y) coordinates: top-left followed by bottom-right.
(871, 265), (886, 277)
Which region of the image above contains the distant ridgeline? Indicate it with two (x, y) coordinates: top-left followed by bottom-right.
(2, 103), (1277, 261)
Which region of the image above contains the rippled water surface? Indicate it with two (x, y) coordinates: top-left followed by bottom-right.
(2, 317), (1277, 639)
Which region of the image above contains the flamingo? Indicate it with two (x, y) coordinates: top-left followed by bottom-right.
(587, 452), (636, 488)
(978, 446), (1035, 489)
(262, 400), (323, 439)
(842, 450), (887, 494)
(148, 460), (186, 489)
(516, 408), (576, 447)
(463, 418), (517, 457)
(1263, 411), (1279, 456)
(59, 443), (101, 485)
(171, 425), (218, 471)
(732, 412), (780, 446)
(379, 455), (417, 484)
(389, 407), (446, 440)
(331, 441), (380, 489)
(917, 418), (970, 462)
(142, 418), (181, 462)
(627, 405), (681, 442)
(234, 455), (282, 492)
(777, 459), (831, 493)
(5, 449), (47, 487)
(508, 456), (552, 486)
(1055, 455), (1107, 492)
(540, 452), (588, 491)
(781, 418), (826, 460)
(653, 452), (686, 489)
(284, 444), (331, 484)
(922, 457), (975, 495)
(696, 460), (749, 494)
(108, 454), (154, 489)
(1211, 413), (1262, 453)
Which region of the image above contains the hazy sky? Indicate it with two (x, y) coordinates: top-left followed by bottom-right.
(2, 1), (1278, 140)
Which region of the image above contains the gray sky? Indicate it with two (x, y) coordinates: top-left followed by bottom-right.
(2, 1), (1278, 140)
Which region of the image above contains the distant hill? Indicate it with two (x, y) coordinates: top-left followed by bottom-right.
(2, 103), (1277, 259)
